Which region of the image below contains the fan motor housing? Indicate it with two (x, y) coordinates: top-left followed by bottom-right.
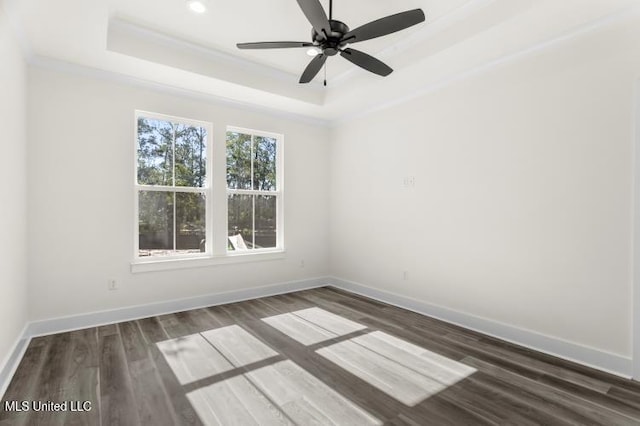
(312, 20), (349, 56)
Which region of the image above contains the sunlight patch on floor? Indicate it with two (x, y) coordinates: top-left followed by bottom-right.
(159, 323), (381, 425)
(157, 325), (278, 385)
(317, 331), (477, 406)
(261, 307), (366, 345)
(157, 333), (235, 385)
(187, 360), (381, 426)
(201, 324), (279, 366)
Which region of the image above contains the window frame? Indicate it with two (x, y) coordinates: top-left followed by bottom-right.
(133, 110), (214, 262)
(226, 125), (284, 254)
(131, 114), (286, 272)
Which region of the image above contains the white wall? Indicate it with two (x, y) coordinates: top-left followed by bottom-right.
(0, 2), (28, 370)
(27, 67), (330, 321)
(330, 17), (640, 358)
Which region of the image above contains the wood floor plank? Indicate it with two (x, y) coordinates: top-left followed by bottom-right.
(231, 296), (411, 421)
(201, 324), (279, 367)
(58, 329), (100, 426)
(463, 356), (640, 425)
(157, 333), (234, 384)
(120, 321), (180, 426)
(471, 339), (612, 394)
(261, 311), (337, 345)
(4, 286), (640, 425)
(135, 316), (203, 425)
(99, 332), (141, 426)
(186, 372), (292, 426)
(136, 316), (169, 344)
(26, 332), (75, 426)
(248, 360), (381, 425)
(119, 321), (148, 362)
(318, 338), (454, 406)
(0, 336), (52, 426)
(464, 372), (600, 425)
(145, 344), (204, 426)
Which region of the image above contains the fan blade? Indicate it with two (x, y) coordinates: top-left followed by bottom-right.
(299, 54), (327, 83)
(340, 48), (393, 76)
(237, 41), (314, 49)
(296, 0), (331, 39)
(342, 9), (425, 44)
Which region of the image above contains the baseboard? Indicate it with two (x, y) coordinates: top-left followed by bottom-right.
(0, 277), (329, 399)
(0, 324), (31, 401)
(26, 277), (330, 338)
(328, 276), (634, 379)
(3, 274), (633, 399)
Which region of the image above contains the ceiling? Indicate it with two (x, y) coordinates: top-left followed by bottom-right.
(3, 0), (640, 124)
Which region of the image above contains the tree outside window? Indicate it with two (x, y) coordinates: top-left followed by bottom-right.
(226, 129), (281, 251)
(136, 114), (210, 258)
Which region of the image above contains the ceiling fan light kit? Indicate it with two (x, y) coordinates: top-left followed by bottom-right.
(186, 0), (207, 14)
(236, 0), (425, 84)
(306, 47), (322, 56)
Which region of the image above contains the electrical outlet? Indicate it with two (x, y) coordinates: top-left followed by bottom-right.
(402, 271), (409, 281)
(300, 259), (305, 268)
(108, 278), (118, 291)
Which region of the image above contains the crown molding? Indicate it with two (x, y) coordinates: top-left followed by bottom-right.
(332, 3), (640, 127)
(107, 17), (325, 106)
(28, 55), (331, 128)
(17, 2), (640, 128)
(108, 17), (317, 88)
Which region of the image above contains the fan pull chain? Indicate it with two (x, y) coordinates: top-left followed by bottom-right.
(324, 62), (327, 86)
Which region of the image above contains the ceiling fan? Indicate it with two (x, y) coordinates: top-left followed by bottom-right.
(236, 0), (426, 85)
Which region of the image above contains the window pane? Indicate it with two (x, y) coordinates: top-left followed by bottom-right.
(226, 132), (252, 189)
(228, 194), (253, 250)
(255, 195), (277, 249)
(176, 124), (207, 188)
(253, 136), (277, 191)
(139, 191), (174, 256)
(137, 118), (174, 186)
(176, 192), (206, 252)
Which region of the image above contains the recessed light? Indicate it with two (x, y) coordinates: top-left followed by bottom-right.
(306, 47), (321, 57)
(187, 0), (207, 14)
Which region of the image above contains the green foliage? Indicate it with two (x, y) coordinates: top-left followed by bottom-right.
(226, 132), (278, 249)
(137, 118), (207, 188)
(136, 119), (279, 253)
(226, 132), (252, 189)
(137, 117), (208, 250)
(226, 132), (276, 191)
(254, 136), (277, 191)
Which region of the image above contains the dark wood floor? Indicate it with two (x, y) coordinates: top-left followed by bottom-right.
(2, 287), (640, 425)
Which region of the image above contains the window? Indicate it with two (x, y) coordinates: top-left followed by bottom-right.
(226, 127), (282, 252)
(135, 112), (212, 259)
(133, 113), (284, 270)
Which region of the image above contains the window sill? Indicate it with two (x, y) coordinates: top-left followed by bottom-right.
(130, 250), (286, 273)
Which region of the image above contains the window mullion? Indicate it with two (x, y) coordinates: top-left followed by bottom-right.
(250, 134), (254, 191)
(173, 124), (177, 253)
(136, 185), (205, 193)
(173, 191), (177, 252)
(172, 124), (176, 187)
